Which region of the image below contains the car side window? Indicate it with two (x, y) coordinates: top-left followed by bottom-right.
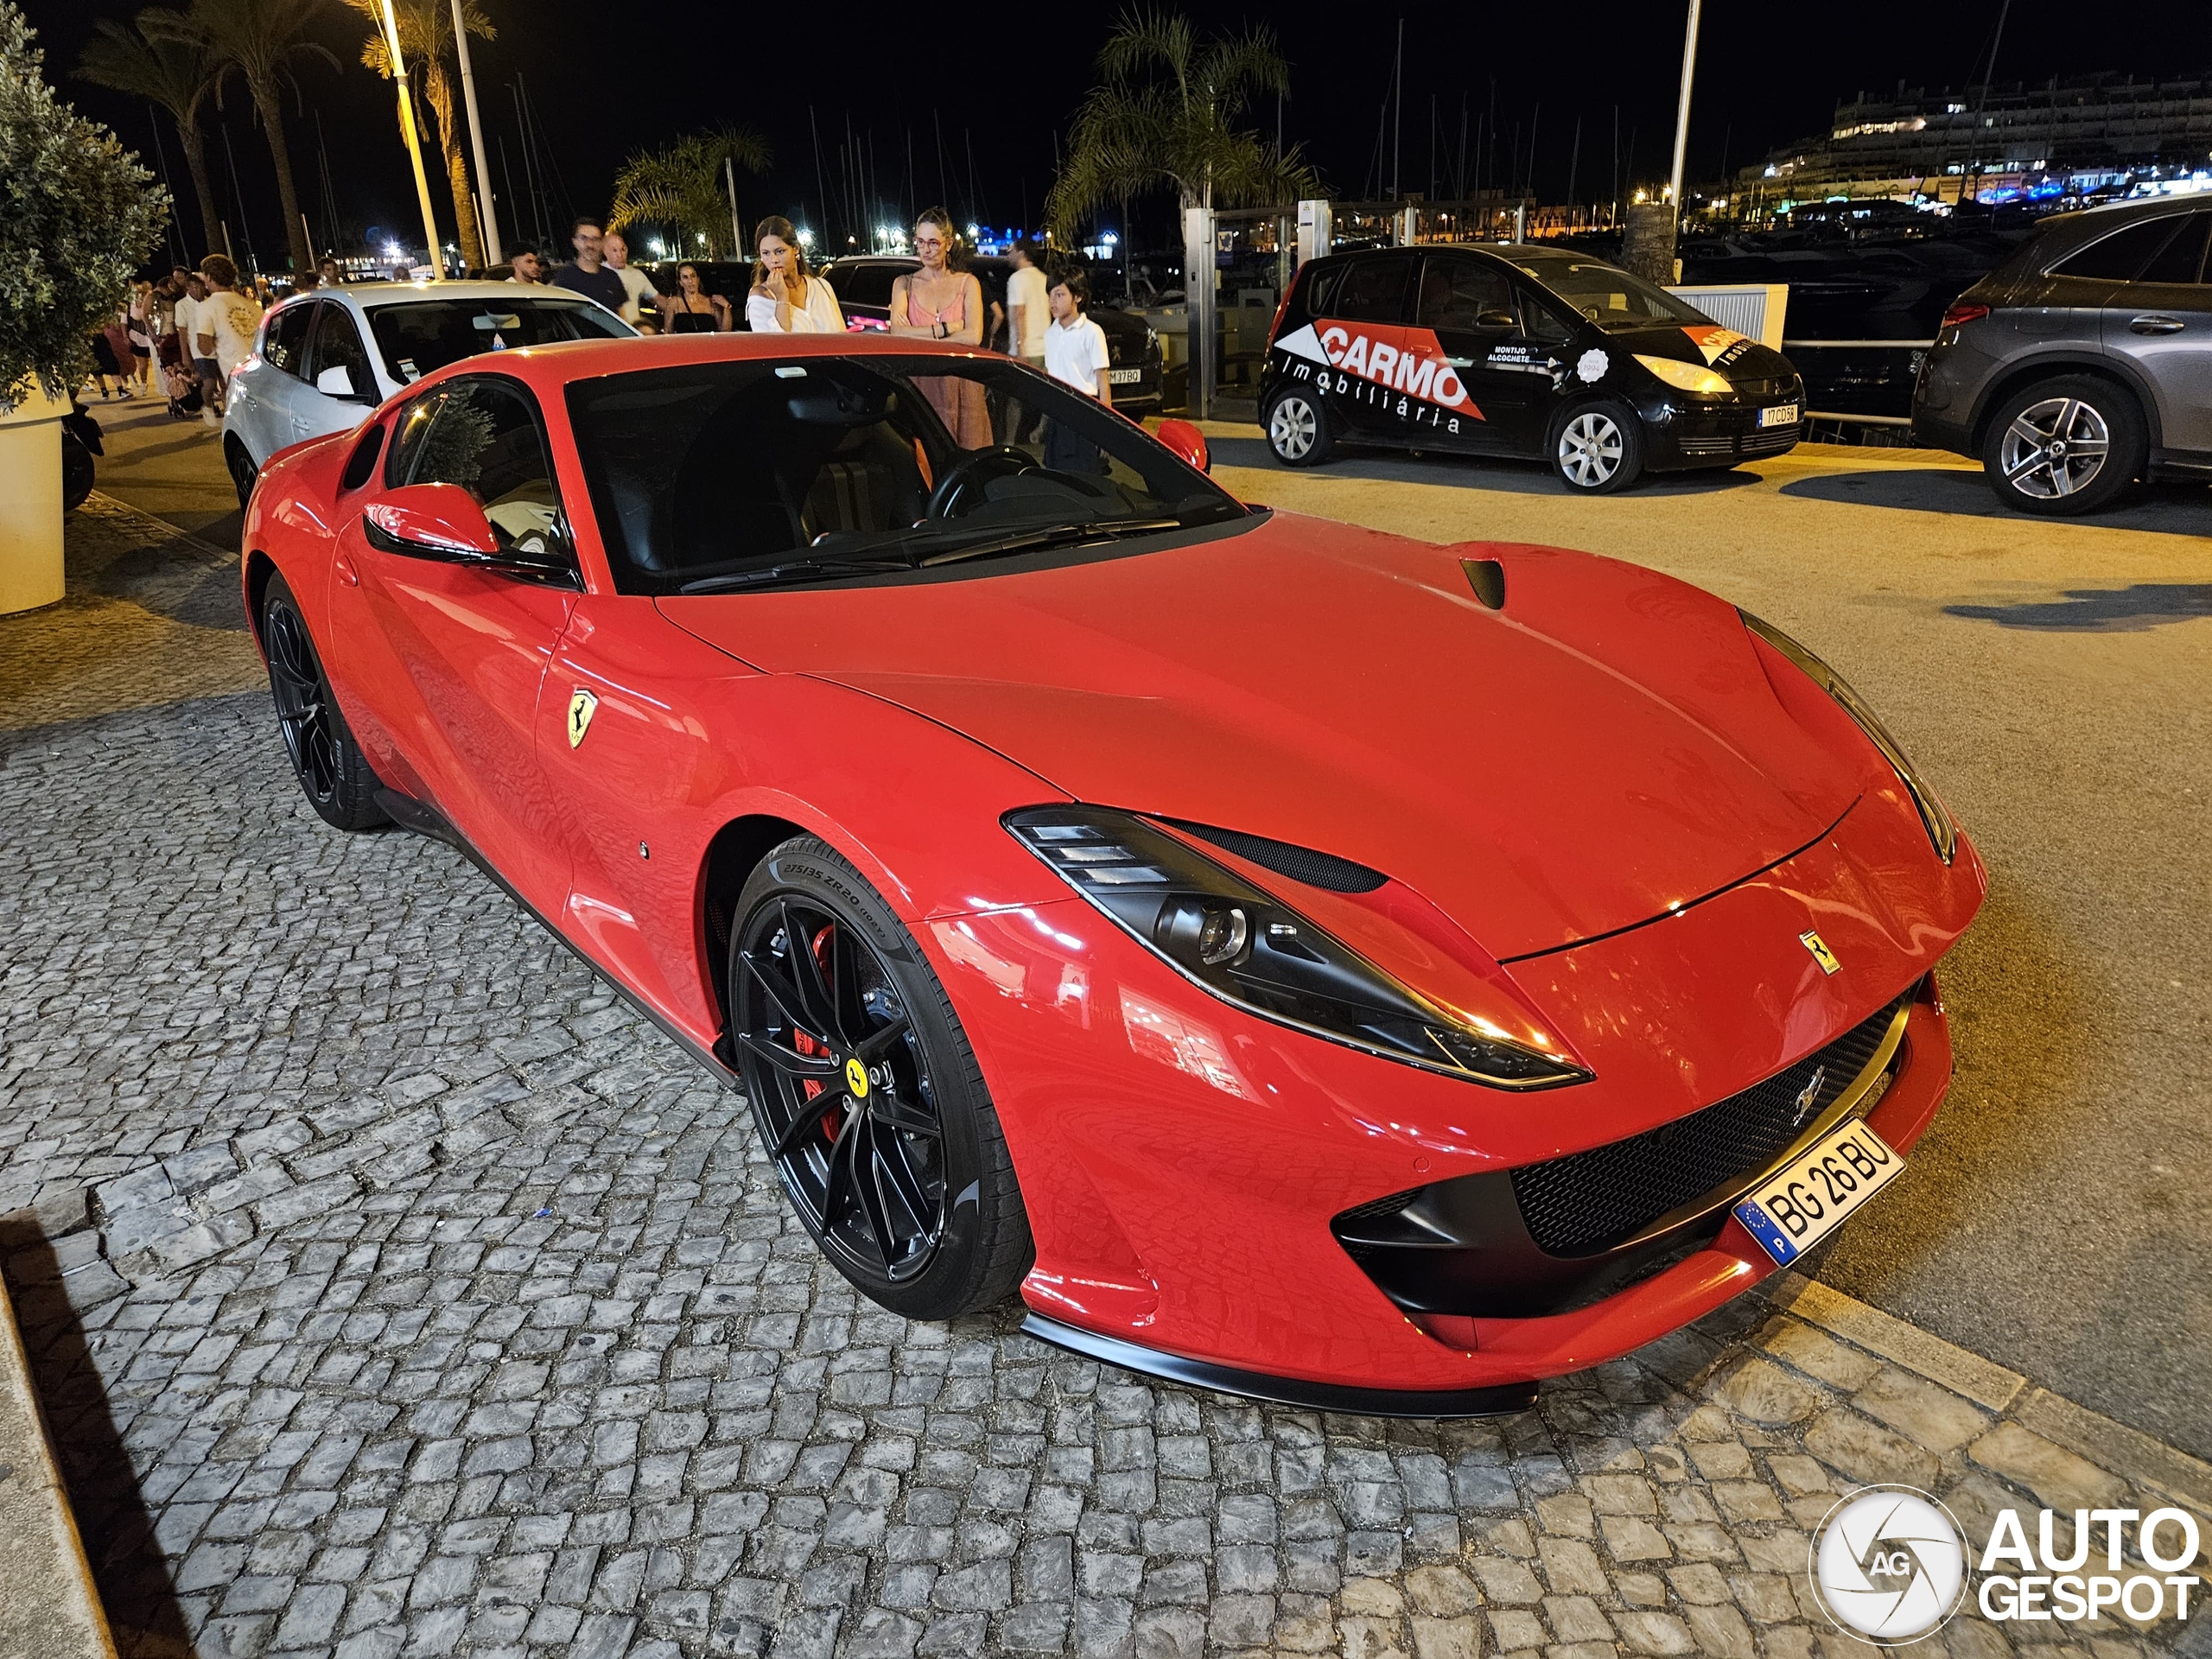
(404, 377), (572, 563)
(1415, 258), (1516, 334)
(1330, 257), (1414, 322)
(2050, 217), (2192, 283)
(307, 304), (375, 397)
(264, 302), (316, 378)
(2137, 213), (2212, 285)
(1516, 286), (1577, 345)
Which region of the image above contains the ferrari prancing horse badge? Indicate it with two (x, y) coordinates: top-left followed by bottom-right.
(1799, 930), (1841, 975)
(567, 689), (598, 749)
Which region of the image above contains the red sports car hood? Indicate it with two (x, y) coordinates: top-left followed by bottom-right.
(659, 517), (1863, 958)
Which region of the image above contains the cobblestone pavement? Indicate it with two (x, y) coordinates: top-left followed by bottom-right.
(3, 502), (2209, 1659)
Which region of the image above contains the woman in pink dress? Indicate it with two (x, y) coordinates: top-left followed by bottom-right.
(889, 207), (992, 448)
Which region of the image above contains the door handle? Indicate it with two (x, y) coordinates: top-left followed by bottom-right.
(334, 552), (359, 587)
(2129, 315), (2187, 334)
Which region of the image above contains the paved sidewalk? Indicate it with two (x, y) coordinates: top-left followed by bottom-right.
(3, 495), (2208, 1659)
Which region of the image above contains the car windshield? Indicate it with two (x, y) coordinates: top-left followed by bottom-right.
(1511, 257), (1707, 330)
(566, 355), (1247, 594)
(365, 298), (631, 384)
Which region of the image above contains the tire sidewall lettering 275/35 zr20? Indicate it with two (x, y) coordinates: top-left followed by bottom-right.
(730, 836), (1033, 1320)
(258, 571), (391, 831)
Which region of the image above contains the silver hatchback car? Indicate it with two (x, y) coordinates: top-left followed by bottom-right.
(1914, 195), (2212, 514)
(222, 280), (636, 508)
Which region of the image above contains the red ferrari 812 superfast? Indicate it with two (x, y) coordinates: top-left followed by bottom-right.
(240, 332), (1984, 1414)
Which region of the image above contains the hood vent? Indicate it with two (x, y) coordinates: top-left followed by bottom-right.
(1461, 558), (1505, 609)
(1164, 818), (1389, 893)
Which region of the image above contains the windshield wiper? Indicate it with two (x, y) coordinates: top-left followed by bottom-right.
(671, 518), (1185, 594)
(674, 553), (918, 594)
(916, 518), (1184, 567)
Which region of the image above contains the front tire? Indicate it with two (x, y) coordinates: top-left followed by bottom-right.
(260, 573), (390, 831)
(731, 836), (1033, 1320)
(1982, 375), (2145, 516)
(1264, 387), (1335, 467)
(1551, 400), (1643, 493)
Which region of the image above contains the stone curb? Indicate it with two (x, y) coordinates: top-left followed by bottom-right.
(78, 490), (235, 564)
(0, 1268), (115, 1659)
(1764, 1268), (2212, 1509)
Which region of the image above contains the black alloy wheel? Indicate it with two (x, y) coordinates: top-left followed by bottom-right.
(259, 573), (389, 830)
(731, 837), (1032, 1319)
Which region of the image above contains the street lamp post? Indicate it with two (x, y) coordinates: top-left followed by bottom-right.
(1667, 0), (1704, 225)
(380, 0), (445, 279)
(450, 0), (499, 265)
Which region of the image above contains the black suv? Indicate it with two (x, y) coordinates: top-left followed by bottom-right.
(820, 255), (1165, 413)
(1259, 245), (1804, 493)
(1913, 195), (2212, 514)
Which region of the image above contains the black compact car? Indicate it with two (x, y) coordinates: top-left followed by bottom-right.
(1259, 245), (1805, 493)
(1913, 195), (2212, 515)
(820, 255), (1165, 413)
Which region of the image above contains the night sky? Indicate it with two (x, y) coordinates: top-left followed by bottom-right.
(22, 0), (2212, 266)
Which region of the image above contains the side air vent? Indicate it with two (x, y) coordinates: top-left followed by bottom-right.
(1461, 557), (1505, 609)
(1163, 819), (1389, 893)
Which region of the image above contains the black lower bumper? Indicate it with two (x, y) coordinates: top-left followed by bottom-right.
(1020, 1313), (1540, 1419)
(1647, 408), (1802, 471)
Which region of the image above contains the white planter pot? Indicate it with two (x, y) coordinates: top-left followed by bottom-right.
(0, 380), (69, 616)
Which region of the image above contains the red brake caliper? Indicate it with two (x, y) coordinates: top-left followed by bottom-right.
(792, 925), (841, 1142)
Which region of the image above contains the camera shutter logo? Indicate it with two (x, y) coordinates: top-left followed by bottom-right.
(1808, 1485), (1969, 1643)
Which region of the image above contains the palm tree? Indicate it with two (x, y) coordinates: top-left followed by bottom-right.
(178, 0), (334, 273)
(609, 128), (771, 261)
(343, 0), (493, 269)
(1046, 8), (1316, 244)
(77, 10), (222, 259)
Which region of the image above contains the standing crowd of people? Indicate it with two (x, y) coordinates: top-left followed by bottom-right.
(91, 255), (274, 428)
(96, 207), (1116, 446)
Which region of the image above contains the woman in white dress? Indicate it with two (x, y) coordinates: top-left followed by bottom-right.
(745, 217), (845, 333)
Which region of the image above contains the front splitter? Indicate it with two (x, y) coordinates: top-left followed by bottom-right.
(1020, 1313), (1541, 1419)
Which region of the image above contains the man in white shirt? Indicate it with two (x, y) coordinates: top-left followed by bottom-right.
(601, 232), (658, 325)
(194, 257), (263, 426)
(1005, 239), (1049, 369)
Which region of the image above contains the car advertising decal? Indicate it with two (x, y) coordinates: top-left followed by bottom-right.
(1682, 323), (1758, 368)
(1275, 320), (1484, 427)
(1486, 342), (1566, 386)
(1577, 348), (1610, 383)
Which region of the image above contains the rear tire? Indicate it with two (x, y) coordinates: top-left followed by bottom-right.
(1550, 400), (1643, 493)
(226, 438), (259, 513)
(731, 836), (1033, 1320)
(1264, 387), (1335, 467)
(259, 573), (390, 831)
(1981, 375), (2144, 516)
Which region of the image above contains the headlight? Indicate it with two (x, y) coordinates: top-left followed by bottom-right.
(1739, 612), (1957, 863)
(1634, 353), (1734, 396)
(1006, 807), (1589, 1089)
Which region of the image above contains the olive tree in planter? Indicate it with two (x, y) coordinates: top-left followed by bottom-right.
(0, 2), (166, 614)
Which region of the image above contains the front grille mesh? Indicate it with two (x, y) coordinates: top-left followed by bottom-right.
(1510, 991), (1910, 1257)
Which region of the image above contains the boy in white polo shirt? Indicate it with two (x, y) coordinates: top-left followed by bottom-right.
(1042, 269), (1112, 473)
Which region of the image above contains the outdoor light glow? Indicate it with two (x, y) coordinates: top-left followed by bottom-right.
(966, 223), (980, 238)
(797, 228), (814, 247)
(649, 238), (665, 257)
(1102, 232), (1118, 245)
(385, 240), (404, 258)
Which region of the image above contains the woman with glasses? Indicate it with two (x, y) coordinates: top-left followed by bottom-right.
(888, 207), (990, 446)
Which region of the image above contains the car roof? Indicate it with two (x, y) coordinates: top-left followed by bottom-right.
(407, 332), (1009, 391)
(330, 280), (609, 312)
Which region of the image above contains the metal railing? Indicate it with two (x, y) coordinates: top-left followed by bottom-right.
(1782, 339), (1936, 429)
